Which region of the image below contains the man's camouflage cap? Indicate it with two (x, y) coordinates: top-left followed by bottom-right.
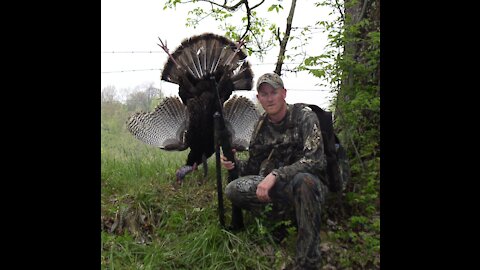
(256, 72), (284, 90)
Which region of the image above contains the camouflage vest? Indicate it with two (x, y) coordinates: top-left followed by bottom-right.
(250, 104), (309, 177)
(250, 103), (346, 192)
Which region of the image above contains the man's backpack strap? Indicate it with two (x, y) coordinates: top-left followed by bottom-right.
(250, 112), (266, 143)
(308, 105), (342, 192)
(292, 103), (343, 193)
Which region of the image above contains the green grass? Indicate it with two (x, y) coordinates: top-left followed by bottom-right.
(101, 103), (380, 270)
(101, 111), (296, 270)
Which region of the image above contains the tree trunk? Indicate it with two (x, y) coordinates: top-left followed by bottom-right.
(336, 0), (379, 105)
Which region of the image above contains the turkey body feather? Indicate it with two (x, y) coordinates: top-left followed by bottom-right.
(127, 97), (188, 151)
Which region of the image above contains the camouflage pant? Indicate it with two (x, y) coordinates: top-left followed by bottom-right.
(225, 173), (328, 269)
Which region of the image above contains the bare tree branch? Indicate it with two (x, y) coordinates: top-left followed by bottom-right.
(274, 0), (297, 75)
(194, 0), (265, 11)
(275, 27), (281, 45)
(239, 0), (251, 41)
(335, 0), (344, 22)
(196, 0), (245, 11)
(250, 0), (266, 9)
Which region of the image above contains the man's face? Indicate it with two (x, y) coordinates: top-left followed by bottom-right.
(257, 83), (286, 116)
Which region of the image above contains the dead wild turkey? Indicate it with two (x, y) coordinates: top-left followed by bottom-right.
(126, 33), (258, 184)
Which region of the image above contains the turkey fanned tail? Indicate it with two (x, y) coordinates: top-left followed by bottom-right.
(161, 33), (253, 91)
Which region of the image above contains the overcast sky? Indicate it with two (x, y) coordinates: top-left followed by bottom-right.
(101, 0), (336, 109)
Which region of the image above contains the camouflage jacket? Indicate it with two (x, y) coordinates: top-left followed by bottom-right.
(237, 103), (327, 186)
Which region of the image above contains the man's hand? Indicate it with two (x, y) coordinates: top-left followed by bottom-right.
(256, 172), (277, 202)
(220, 149), (237, 171)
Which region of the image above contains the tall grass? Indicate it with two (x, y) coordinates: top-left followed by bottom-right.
(101, 105), (293, 270)
(101, 101), (380, 269)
